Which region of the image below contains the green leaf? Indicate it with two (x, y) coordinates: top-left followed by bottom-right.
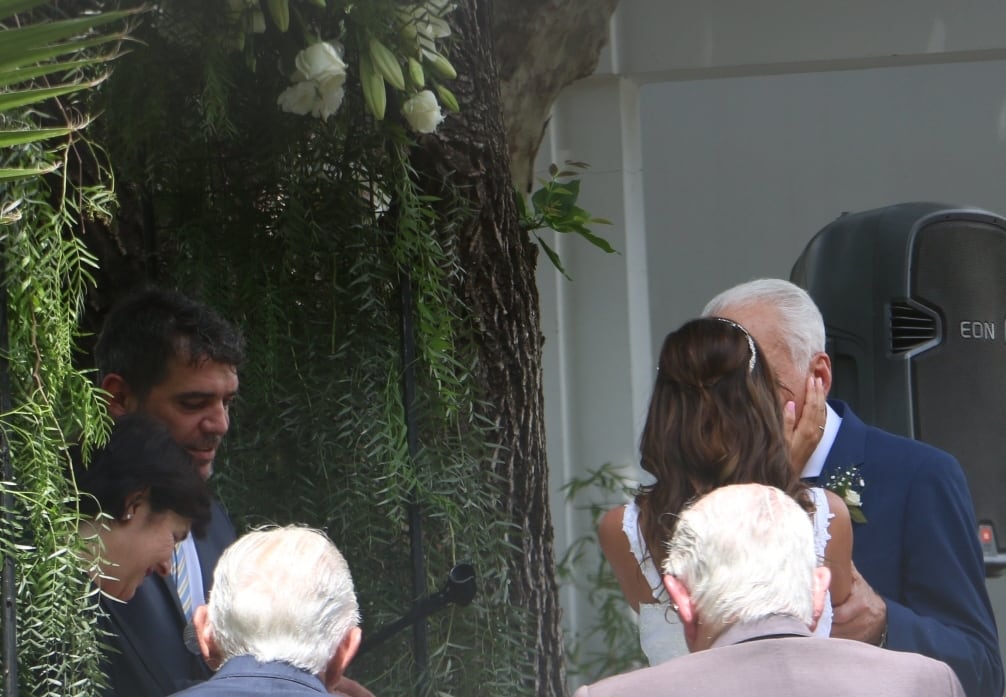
(0, 127), (75, 147)
(0, 79), (103, 112)
(529, 184), (549, 216)
(0, 31), (127, 75)
(536, 236), (571, 280)
(0, 10), (134, 62)
(0, 0), (48, 22)
(0, 50), (124, 87)
(850, 508), (868, 524)
(574, 227), (618, 254)
(0, 164), (60, 181)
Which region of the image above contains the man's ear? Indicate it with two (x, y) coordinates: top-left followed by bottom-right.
(322, 626), (362, 691)
(662, 575), (698, 651)
(808, 566), (832, 633)
(193, 605), (223, 671)
(810, 352), (832, 396)
(100, 373), (137, 418)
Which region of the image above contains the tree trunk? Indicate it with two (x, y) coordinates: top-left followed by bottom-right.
(75, 2), (621, 693)
(412, 1), (565, 693)
(494, 0), (621, 192)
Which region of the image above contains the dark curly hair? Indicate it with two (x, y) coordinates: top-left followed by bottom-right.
(76, 413), (211, 536)
(94, 287), (245, 400)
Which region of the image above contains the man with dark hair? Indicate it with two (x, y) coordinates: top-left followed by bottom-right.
(95, 287), (246, 481)
(95, 288), (372, 697)
(95, 287), (244, 696)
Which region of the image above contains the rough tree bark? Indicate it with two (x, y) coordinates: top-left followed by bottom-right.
(409, 0), (621, 692)
(493, 0), (621, 192)
(77, 2), (621, 694)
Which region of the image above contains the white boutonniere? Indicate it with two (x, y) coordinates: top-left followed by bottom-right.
(824, 464), (867, 524)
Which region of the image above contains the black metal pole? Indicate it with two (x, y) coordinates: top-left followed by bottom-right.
(357, 562), (476, 656)
(0, 275), (17, 697)
(399, 271), (429, 695)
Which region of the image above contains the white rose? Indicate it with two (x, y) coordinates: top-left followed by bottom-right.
(277, 81), (316, 116)
(312, 76), (346, 121)
(844, 490), (861, 507)
(401, 89), (444, 134)
(294, 41), (347, 83)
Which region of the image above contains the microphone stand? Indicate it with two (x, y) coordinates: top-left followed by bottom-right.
(358, 563), (477, 656)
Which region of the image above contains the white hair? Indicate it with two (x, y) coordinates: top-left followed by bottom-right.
(702, 279), (825, 374)
(207, 526), (360, 674)
(662, 484), (816, 628)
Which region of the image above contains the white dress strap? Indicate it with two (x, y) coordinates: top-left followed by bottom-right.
(808, 486), (834, 637)
(621, 501), (666, 601)
(622, 501), (685, 663)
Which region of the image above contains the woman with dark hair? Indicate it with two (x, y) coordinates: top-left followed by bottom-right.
(76, 413), (211, 602)
(598, 317), (852, 664)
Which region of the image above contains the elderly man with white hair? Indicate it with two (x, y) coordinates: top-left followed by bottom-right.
(704, 279), (1000, 697)
(574, 484), (964, 697)
(170, 526), (362, 697)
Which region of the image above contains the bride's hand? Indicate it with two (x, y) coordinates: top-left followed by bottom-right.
(785, 376), (826, 471)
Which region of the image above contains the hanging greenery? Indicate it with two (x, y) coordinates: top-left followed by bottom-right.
(557, 463), (645, 683)
(87, 1), (533, 695)
(0, 2), (136, 696)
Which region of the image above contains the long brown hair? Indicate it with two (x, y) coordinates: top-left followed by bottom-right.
(636, 317), (810, 571)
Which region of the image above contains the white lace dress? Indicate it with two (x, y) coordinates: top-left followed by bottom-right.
(622, 486), (834, 665)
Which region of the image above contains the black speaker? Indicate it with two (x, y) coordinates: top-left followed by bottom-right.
(791, 202), (1006, 570)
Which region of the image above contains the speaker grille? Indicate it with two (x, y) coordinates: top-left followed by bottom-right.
(889, 301), (938, 354)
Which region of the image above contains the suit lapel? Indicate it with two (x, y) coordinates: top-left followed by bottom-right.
(194, 499), (238, 597)
(102, 589), (179, 695)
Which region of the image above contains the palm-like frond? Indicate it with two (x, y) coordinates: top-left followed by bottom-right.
(0, 0), (137, 186)
(1, 3), (138, 694)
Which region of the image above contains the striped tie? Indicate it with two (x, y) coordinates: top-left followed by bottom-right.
(173, 544), (194, 622)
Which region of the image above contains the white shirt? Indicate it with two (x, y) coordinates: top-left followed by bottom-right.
(802, 402), (842, 480)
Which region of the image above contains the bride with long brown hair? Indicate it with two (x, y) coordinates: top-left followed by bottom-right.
(598, 317), (852, 664)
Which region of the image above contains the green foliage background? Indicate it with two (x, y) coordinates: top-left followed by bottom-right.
(0, 2), (133, 695)
(87, 2), (534, 696)
(2, 0), (546, 695)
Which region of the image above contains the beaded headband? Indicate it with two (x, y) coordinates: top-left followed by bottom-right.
(712, 317), (757, 373)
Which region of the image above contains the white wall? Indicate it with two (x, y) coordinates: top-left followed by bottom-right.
(540, 0), (1006, 688)
(642, 60), (1006, 357)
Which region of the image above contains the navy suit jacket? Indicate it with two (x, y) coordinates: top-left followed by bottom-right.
(102, 499), (236, 697)
(168, 656), (329, 697)
(815, 400), (1002, 697)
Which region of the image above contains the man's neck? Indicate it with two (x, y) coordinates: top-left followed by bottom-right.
(801, 402), (841, 480)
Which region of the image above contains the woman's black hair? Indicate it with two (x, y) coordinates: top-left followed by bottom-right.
(75, 413), (211, 536)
